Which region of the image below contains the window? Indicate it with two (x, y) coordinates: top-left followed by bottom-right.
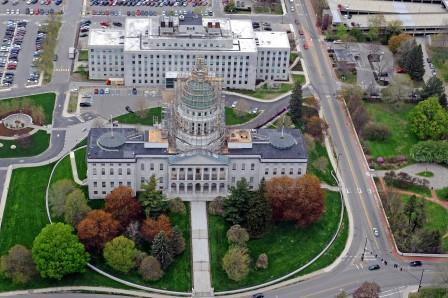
(141, 163), (144, 171)
(93, 181), (98, 187)
(127, 168), (131, 175)
(273, 168), (277, 175)
(110, 168), (114, 175)
(127, 181), (131, 187)
(297, 168), (302, 175)
(101, 168), (105, 175)
(289, 168), (294, 175)
(118, 168), (122, 175)
(249, 177), (254, 183)
(110, 182), (114, 187)
(241, 163), (245, 170)
(281, 168), (285, 175)
(232, 163), (236, 170)
(150, 163), (154, 171)
(264, 168), (269, 175)
(231, 176), (235, 183)
(93, 168), (97, 175)
(160, 163), (164, 171)
(102, 182), (106, 187)
(250, 163), (255, 170)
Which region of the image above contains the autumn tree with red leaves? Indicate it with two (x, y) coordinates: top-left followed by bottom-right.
(266, 175), (324, 227)
(77, 210), (121, 253)
(140, 214), (173, 244)
(105, 186), (143, 227)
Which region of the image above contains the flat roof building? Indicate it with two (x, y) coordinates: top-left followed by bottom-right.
(88, 14), (291, 90)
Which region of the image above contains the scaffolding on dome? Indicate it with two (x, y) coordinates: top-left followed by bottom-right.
(168, 57), (225, 153)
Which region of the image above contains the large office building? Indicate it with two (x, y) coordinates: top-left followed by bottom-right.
(86, 59), (307, 200)
(87, 14), (290, 90)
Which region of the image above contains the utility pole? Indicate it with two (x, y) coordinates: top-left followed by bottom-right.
(418, 269), (424, 292)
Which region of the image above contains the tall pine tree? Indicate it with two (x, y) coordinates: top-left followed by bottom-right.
(170, 226), (186, 256)
(138, 175), (169, 218)
(420, 76), (446, 107)
(223, 178), (251, 225)
(151, 231), (174, 270)
(407, 45), (424, 81)
(246, 178), (272, 238)
(289, 81), (303, 126)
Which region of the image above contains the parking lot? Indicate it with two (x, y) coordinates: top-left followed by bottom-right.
(0, 0), (64, 16)
(86, 0), (211, 16)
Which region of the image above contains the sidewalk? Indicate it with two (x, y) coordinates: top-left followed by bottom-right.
(190, 201), (213, 297)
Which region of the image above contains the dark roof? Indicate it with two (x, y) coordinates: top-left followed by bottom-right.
(87, 128), (307, 161)
(228, 128), (308, 160)
(179, 12), (203, 26)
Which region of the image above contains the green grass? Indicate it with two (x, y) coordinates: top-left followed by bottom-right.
(114, 107), (162, 126)
(292, 74), (306, 85)
(386, 180), (432, 197)
(0, 92), (56, 124)
(364, 102), (418, 159)
(92, 205), (192, 292)
(416, 171), (434, 178)
(290, 52), (298, 66)
(401, 195), (448, 252)
(409, 288), (448, 298)
(254, 4), (283, 14)
(78, 49), (88, 61)
(209, 191), (343, 291)
(0, 130), (50, 159)
(436, 187), (448, 201)
(74, 147), (87, 181)
(225, 107), (258, 126)
(68, 91), (78, 113)
(339, 72), (357, 84)
(0, 164), (130, 292)
(307, 141), (337, 186)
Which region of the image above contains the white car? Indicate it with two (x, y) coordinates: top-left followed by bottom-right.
(252, 107), (259, 114)
(231, 101), (237, 108)
(372, 227), (379, 237)
(104, 88), (110, 95)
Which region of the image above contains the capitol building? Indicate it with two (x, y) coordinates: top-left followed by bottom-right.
(86, 59), (307, 200)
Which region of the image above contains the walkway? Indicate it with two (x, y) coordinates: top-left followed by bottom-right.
(69, 150), (86, 186)
(190, 201), (213, 297)
(376, 163), (448, 189)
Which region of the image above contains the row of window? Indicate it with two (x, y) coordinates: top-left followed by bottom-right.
(92, 167), (132, 175)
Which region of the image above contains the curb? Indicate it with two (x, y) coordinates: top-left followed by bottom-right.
(0, 165), (13, 231)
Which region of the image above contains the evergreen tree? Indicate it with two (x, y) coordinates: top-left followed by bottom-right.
(407, 45), (425, 81)
(138, 175), (169, 218)
(289, 81), (303, 126)
(246, 179), (272, 238)
(223, 178), (252, 225)
(420, 76), (446, 107)
(151, 231), (174, 270)
(170, 226), (186, 256)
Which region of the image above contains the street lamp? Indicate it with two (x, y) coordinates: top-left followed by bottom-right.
(418, 269), (425, 291)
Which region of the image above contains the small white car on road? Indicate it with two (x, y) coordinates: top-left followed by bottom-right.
(372, 227), (379, 237)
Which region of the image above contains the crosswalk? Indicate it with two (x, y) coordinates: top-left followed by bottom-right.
(54, 68), (70, 72)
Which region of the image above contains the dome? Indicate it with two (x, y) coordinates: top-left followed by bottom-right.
(181, 79), (216, 109)
(269, 131), (296, 150)
(98, 131), (126, 149)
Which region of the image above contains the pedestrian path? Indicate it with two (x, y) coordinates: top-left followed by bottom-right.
(69, 150), (86, 186)
(190, 201), (213, 297)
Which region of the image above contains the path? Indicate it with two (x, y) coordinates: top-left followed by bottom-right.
(70, 150), (86, 186)
(376, 163), (448, 189)
(190, 201), (213, 297)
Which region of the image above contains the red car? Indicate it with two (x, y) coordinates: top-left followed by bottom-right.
(100, 21), (109, 26)
(303, 42), (309, 49)
(94, 88), (99, 94)
(396, 66), (406, 73)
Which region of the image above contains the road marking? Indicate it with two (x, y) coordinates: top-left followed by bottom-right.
(54, 68), (70, 72)
(358, 188), (362, 194)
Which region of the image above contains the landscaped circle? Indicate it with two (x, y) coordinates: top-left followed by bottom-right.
(2, 113), (33, 130)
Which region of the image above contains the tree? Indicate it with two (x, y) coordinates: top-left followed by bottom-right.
(222, 246), (250, 281)
(138, 175), (169, 218)
(151, 231), (174, 270)
(410, 140), (448, 165)
(226, 225), (250, 246)
(0, 245), (37, 284)
(403, 195), (417, 226)
(77, 210), (121, 253)
(105, 186), (142, 228)
(388, 33), (412, 54)
(48, 179), (76, 218)
(64, 188), (91, 227)
(410, 229), (442, 253)
(103, 236), (138, 273)
(305, 116), (328, 141)
(138, 256), (164, 281)
(353, 281), (380, 298)
(338, 85), (370, 132)
(140, 214), (173, 244)
(224, 0), (236, 12)
(407, 45), (425, 81)
(168, 197), (186, 215)
(124, 221), (144, 246)
(420, 76), (446, 103)
(335, 291), (348, 298)
(289, 80), (303, 125)
(381, 74), (413, 109)
(362, 122), (391, 141)
(367, 15), (385, 41)
(409, 97), (448, 140)
(384, 20), (402, 42)
(170, 226), (186, 256)
(397, 38), (417, 69)
(32, 223), (89, 280)
(246, 178), (271, 238)
(223, 178), (252, 225)
(255, 253), (269, 269)
(266, 175), (324, 227)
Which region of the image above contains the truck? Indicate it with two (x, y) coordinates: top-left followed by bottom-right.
(106, 78), (125, 86)
(68, 47), (75, 59)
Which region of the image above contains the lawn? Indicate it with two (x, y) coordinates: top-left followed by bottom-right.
(409, 288), (448, 298)
(290, 52), (298, 66)
(0, 92), (56, 124)
(401, 195), (448, 252)
(436, 187), (448, 201)
(0, 164), (129, 292)
(254, 4), (283, 14)
(364, 102), (418, 159)
(209, 191), (343, 291)
(78, 49), (88, 61)
(416, 171), (434, 178)
(292, 74), (306, 85)
(307, 141), (337, 186)
(0, 130), (50, 159)
(338, 72), (357, 85)
(114, 107), (162, 126)
(386, 180), (432, 197)
(68, 91), (78, 113)
(225, 107), (258, 126)
(74, 147), (87, 181)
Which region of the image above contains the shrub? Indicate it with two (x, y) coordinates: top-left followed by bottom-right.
(103, 236), (138, 273)
(384, 171), (429, 189)
(0, 245), (37, 284)
(222, 246), (250, 281)
(363, 122), (391, 141)
(170, 226), (186, 256)
(226, 225), (249, 247)
(124, 221), (143, 246)
(208, 196), (225, 216)
(255, 253), (269, 269)
(134, 251), (148, 268)
(168, 197), (186, 215)
(140, 214), (173, 244)
(410, 140), (448, 165)
(303, 133), (315, 151)
(138, 256), (164, 281)
(48, 179), (76, 218)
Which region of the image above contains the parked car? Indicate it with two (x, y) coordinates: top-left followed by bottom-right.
(231, 101), (237, 108)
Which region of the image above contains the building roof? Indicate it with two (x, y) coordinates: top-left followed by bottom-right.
(349, 13), (448, 29)
(255, 31), (290, 49)
(339, 0), (447, 14)
(88, 29), (125, 47)
(87, 128), (307, 161)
